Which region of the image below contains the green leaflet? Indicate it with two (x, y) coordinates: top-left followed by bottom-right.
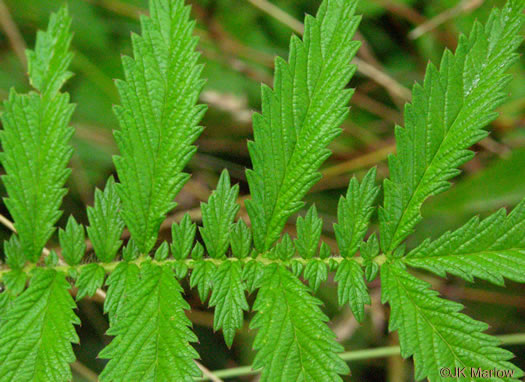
(230, 219), (252, 259)
(104, 262), (140, 325)
(171, 213), (196, 260)
(190, 260), (215, 302)
(295, 205), (323, 259)
(4, 235), (26, 270)
(242, 259), (264, 293)
(75, 263), (106, 301)
(0, 269), (27, 322)
(0, 6), (75, 262)
(208, 261), (249, 347)
(381, 261), (523, 382)
(100, 262), (200, 381)
(59, 216), (86, 266)
(0, 269), (79, 381)
(404, 199), (525, 285)
(26, 6), (73, 95)
(251, 264), (348, 381)
(87, 176), (124, 262)
(361, 234), (380, 282)
(200, 170), (240, 258)
(113, 0), (206, 254)
(303, 259), (328, 292)
(154, 242), (170, 261)
(246, 0), (361, 252)
(334, 258), (370, 322)
(334, 167), (379, 258)
(379, 0), (525, 253)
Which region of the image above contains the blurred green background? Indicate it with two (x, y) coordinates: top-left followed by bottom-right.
(0, 0), (524, 380)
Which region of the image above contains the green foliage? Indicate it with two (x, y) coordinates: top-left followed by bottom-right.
(405, 199), (525, 285)
(100, 262), (200, 381)
(190, 260), (215, 302)
(112, 0), (206, 254)
(104, 262), (139, 325)
(26, 6), (73, 95)
(59, 216), (86, 266)
(379, 0), (525, 254)
(334, 258), (370, 322)
(0, 5), (75, 262)
(75, 263), (105, 300)
(200, 170), (240, 258)
(4, 235), (25, 269)
(87, 176), (124, 262)
(171, 213), (196, 260)
(334, 167), (380, 258)
(295, 205), (322, 259)
(381, 261), (523, 382)
(0, 0), (524, 380)
(245, 0), (361, 252)
(242, 259), (264, 293)
(361, 234), (380, 282)
(0, 269), (79, 381)
(230, 219), (252, 259)
(303, 259), (328, 292)
(209, 261), (248, 347)
(251, 264), (348, 381)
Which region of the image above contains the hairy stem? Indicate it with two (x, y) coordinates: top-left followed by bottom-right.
(0, 254), (389, 282)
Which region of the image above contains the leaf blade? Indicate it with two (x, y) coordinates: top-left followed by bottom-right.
(113, 0), (206, 253)
(251, 264), (348, 381)
(0, 269), (79, 381)
(246, 0), (362, 251)
(404, 200), (525, 285)
(381, 261), (522, 381)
